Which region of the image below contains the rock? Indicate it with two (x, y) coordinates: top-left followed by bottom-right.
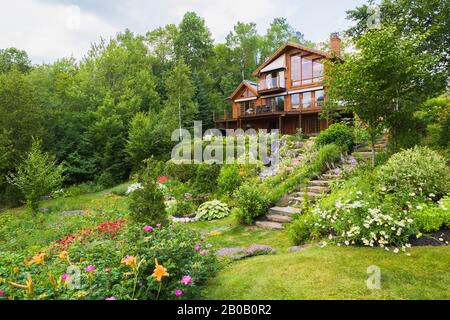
(289, 245), (308, 252)
(62, 210), (88, 215)
(269, 206), (302, 216)
(247, 245), (276, 256)
(266, 214), (292, 223)
(216, 247), (249, 260)
(255, 221), (284, 230)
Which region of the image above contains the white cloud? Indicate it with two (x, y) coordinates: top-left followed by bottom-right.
(0, 0), (119, 63)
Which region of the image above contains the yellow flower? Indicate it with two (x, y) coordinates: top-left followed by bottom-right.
(13, 267), (20, 273)
(151, 259), (169, 282)
(9, 274), (34, 296)
(27, 253), (46, 266)
(122, 256), (138, 270)
(57, 251), (69, 261)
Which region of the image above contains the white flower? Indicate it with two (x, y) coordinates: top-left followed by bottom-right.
(429, 193), (436, 198)
(126, 183), (143, 195)
(439, 238), (444, 242)
(393, 248), (399, 254)
(345, 241), (350, 246)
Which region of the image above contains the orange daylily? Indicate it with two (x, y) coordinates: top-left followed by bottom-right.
(151, 259), (169, 282)
(57, 251), (69, 261)
(27, 253), (46, 266)
(10, 274), (34, 296)
(48, 273), (57, 288)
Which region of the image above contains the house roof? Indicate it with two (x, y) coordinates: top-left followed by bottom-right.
(228, 80), (259, 100)
(252, 42), (332, 77)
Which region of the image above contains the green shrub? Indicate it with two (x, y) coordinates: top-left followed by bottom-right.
(97, 171), (116, 188)
(195, 200), (230, 221)
(128, 180), (167, 225)
(167, 199), (196, 217)
(376, 146), (450, 203)
(164, 161), (197, 183)
(193, 163), (221, 194)
(412, 197), (450, 233)
(217, 165), (242, 195)
(59, 182), (104, 198)
(234, 183), (270, 225)
(288, 213), (322, 245)
(315, 123), (354, 150)
(7, 139), (65, 213)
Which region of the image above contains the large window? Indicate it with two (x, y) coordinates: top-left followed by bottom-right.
(289, 90), (325, 110)
(240, 101), (255, 115)
(302, 92), (312, 108)
(290, 55), (324, 86)
(291, 93), (300, 110)
(265, 96), (285, 112)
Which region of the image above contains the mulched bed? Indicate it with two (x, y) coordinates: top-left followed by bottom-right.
(409, 228), (450, 247)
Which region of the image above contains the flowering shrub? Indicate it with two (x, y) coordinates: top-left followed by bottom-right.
(312, 194), (415, 251)
(195, 200), (230, 221)
(376, 147), (449, 204)
(0, 222), (217, 300)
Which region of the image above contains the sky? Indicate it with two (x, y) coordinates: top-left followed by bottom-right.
(0, 0), (368, 64)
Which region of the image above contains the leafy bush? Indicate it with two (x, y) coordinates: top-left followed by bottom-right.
(164, 161), (197, 183)
(412, 197), (450, 232)
(128, 180), (167, 225)
(315, 123), (354, 150)
(167, 199), (196, 217)
(59, 182), (104, 198)
(193, 163), (221, 194)
(195, 200), (230, 221)
(217, 165), (242, 195)
(234, 183), (270, 225)
(376, 146), (450, 203)
(288, 213), (321, 245)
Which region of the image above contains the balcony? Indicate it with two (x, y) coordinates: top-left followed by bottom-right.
(258, 75), (285, 94)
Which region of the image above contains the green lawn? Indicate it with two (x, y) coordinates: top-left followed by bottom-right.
(204, 245), (450, 300)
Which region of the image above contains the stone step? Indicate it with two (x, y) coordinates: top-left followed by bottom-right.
(293, 192), (319, 199)
(352, 151), (375, 158)
(266, 214), (292, 223)
(269, 206), (302, 216)
(308, 180), (331, 187)
(255, 221), (284, 230)
(289, 197), (316, 204)
(307, 186), (329, 194)
(321, 173), (340, 180)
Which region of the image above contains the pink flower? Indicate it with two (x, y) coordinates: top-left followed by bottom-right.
(85, 265), (95, 273)
(0, 289), (4, 297)
(61, 274), (70, 281)
(175, 290), (184, 297)
(156, 224), (161, 228)
(106, 296), (117, 300)
(181, 276), (193, 285)
(200, 249), (207, 255)
(194, 244), (200, 251)
(104, 268), (111, 273)
(143, 226), (153, 232)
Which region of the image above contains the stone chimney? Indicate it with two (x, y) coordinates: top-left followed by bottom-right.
(330, 33), (341, 57)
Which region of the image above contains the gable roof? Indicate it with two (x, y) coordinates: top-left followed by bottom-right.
(229, 80), (259, 100)
(252, 42), (332, 77)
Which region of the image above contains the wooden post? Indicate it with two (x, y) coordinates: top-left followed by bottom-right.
(279, 116), (282, 134)
(298, 113), (302, 133)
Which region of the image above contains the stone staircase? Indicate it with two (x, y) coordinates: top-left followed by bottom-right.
(256, 135), (389, 230)
(255, 165), (344, 230)
(352, 136), (388, 161)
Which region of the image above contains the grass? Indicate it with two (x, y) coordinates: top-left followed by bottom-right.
(204, 245), (450, 300)
(190, 216), (291, 252)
